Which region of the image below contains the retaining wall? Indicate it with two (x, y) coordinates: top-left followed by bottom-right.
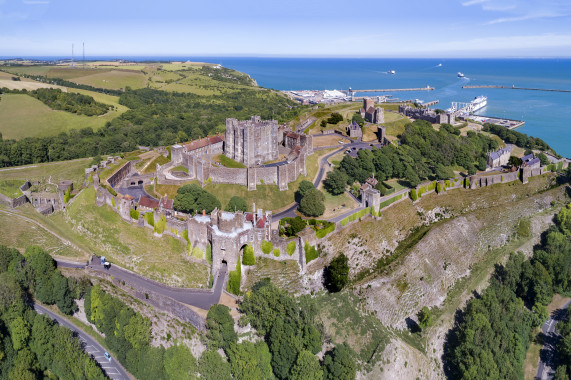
(107, 161), (133, 188)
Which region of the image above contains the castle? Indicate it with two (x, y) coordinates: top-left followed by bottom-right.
(487, 145), (512, 168)
(224, 116), (279, 166)
(399, 104), (455, 124)
(360, 98), (384, 124)
(164, 116), (313, 191)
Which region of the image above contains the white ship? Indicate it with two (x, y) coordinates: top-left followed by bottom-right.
(457, 72), (465, 78)
(388, 70), (396, 74)
(470, 95), (487, 112)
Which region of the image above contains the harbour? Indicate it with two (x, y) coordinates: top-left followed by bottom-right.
(463, 85), (571, 93)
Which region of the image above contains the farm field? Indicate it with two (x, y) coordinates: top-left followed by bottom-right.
(0, 158), (91, 189)
(0, 93), (126, 140)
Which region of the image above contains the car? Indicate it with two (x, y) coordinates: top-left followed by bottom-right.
(104, 352), (112, 362)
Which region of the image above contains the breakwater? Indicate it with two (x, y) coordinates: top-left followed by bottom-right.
(463, 85), (571, 93)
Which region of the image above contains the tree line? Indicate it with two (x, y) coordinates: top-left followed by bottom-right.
(1, 88), (111, 116)
(324, 119), (499, 195)
(483, 123), (552, 153)
(444, 201), (571, 379)
(0, 245), (105, 379)
(0, 86), (306, 168)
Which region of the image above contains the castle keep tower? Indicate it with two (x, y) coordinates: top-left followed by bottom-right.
(224, 116), (279, 166)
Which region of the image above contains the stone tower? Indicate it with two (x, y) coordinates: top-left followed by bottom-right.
(224, 116), (279, 166)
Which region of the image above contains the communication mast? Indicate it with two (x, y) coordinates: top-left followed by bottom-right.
(82, 42), (85, 67)
(71, 43), (75, 68)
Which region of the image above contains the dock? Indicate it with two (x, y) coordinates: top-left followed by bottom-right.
(463, 114), (525, 130)
(463, 85), (571, 93)
(348, 86), (434, 93)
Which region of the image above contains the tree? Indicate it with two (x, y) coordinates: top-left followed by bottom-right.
(225, 196), (248, 213)
(351, 113), (365, 127)
(324, 169), (348, 195)
(404, 166), (420, 187)
(198, 350), (232, 380)
(417, 306), (433, 330)
(164, 345), (198, 380)
(323, 343), (356, 380)
(285, 217), (306, 237)
(174, 184), (221, 214)
(435, 164), (454, 180)
(298, 188), (325, 217)
(242, 244), (256, 266)
(296, 180), (314, 200)
(508, 156), (523, 167)
(269, 316), (303, 380)
(537, 152), (550, 166)
(124, 314), (151, 350)
(226, 341), (272, 380)
(324, 253), (349, 292)
(9, 317), (30, 351)
(206, 304), (237, 350)
(290, 350), (323, 380)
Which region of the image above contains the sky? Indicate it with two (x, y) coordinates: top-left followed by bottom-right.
(1, 0), (570, 57)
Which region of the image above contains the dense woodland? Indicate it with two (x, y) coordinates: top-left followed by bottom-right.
(483, 123), (552, 153)
(445, 200), (571, 379)
(0, 85), (306, 167)
(0, 245), (104, 379)
(1, 88), (111, 116)
(324, 119), (499, 194)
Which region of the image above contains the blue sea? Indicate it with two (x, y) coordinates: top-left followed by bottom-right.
(7, 56), (571, 157)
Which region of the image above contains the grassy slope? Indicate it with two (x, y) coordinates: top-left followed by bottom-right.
(53, 187), (209, 287)
(0, 158), (91, 189)
(0, 93), (126, 140)
(0, 179), (23, 197)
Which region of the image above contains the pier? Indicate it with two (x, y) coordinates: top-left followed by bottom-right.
(463, 85), (571, 93)
(347, 86), (434, 94)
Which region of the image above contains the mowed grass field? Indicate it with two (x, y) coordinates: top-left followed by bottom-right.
(0, 91), (127, 140)
(51, 186), (210, 288)
(0, 158), (91, 189)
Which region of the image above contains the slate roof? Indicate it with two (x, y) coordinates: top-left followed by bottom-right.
(524, 157), (540, 166)
(521, 153), (534, 162)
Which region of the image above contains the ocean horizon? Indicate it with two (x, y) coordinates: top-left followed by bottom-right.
(5, 56), (570, 157)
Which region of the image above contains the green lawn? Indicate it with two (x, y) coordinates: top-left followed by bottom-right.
(0, 158), (91, 190)
(214, 154), (246, 168)
(0, 94), (126, 140)
(142, 155), (170, 174)
(71, 69), (147, 90)
(0, 179), (23, 197)
(51, 187), (209, 287)
(382, 112), (410, 137)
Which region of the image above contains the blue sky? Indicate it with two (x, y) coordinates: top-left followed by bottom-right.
(1, 0), (570, 57)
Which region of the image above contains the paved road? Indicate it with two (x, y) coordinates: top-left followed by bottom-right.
(536, 301), (571, 380)
(274, 146), (345, 221)
(34, 303), (131, 380)
(58, 258), (227, 311)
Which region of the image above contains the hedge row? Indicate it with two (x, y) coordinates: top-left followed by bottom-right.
(145, 212), (154, 227)
(340, 206), (375, 226)
(242, 244), (255, 265)
(315, 222), (335, 238)
(379, 193), (403, 210)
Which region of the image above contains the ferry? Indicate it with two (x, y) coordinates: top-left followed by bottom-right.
(388, 70), (396, 75)
(457, 72), (465, 78)
(470, 96), (487, 112)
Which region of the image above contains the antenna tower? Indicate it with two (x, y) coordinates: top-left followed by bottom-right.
(82, 42), (85, 67)
(71, 43), (75, 68)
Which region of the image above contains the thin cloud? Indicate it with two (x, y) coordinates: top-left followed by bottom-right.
(22, 0), (49, 4)
(462, 0), (489, 6)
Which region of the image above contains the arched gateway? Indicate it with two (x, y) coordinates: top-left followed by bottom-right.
(186, 208), (272, 277)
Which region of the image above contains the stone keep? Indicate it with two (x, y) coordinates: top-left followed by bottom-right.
(225, 116), (279, 166)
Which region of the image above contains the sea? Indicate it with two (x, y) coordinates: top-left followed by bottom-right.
(7, 56), (571, 157)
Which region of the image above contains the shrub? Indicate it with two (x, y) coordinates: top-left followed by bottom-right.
(192, 246), (204, 259)
(63, 187), (71, 204)
(145, 212), (154, 227)
(242, 244), (255, 265)
(261, 241), (273, 255)
(444, 179), (451, 187)
(304, 242), (319, 263)
(315, 222), (335, 239)
(286, 241), (296, 256)
(130, 208), (139, 220)
(410, 189), (418, 201)
(227, 257), (241, 295)
(273, 249), (280, 257)
(436, 182), (442, 194)
(154, 214), (167, 234)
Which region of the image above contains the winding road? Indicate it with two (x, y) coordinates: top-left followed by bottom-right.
(58, 258), (228, 311)
(536, 300), (571, 379)
(34, 303), (131, 380)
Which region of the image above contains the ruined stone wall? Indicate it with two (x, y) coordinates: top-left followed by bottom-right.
(0, 193), (28, 208)
(107, 161), (132, 188)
